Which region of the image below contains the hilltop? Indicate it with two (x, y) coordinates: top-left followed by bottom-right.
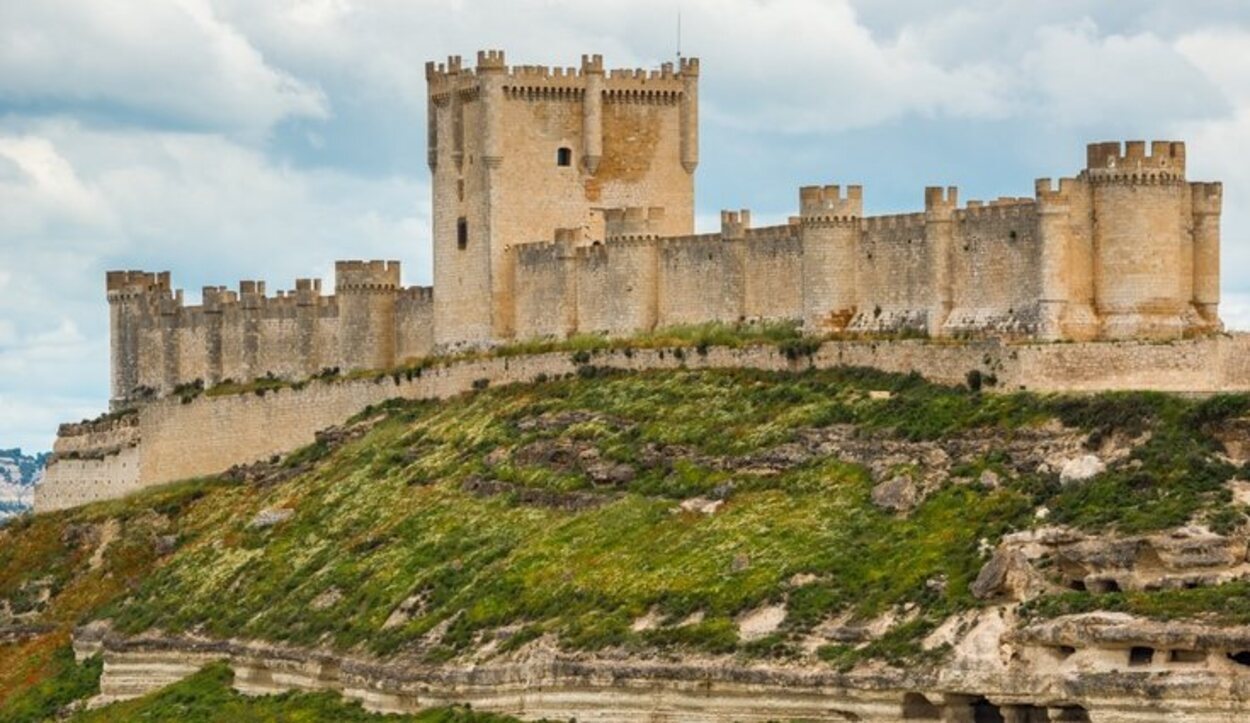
(4, 363), (1250, 720)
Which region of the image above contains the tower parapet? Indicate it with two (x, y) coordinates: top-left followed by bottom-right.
(800, 185), (863, 223)
(106, 271), (171, 300)
(605, 207), (666, 241)
(1084, 141), (1191, 339)
(1085, 140), (1186, 180)
(720, 209), (751, 239)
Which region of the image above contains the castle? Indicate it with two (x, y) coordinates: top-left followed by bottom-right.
(101, 50), (1225, 409)
(37, 51), (1244, 513)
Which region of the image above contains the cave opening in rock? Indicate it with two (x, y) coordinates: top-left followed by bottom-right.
(1068, 579), (1087, 592)
(1170, 649), (1206, 663)
(1051, 706), (1092, 722)
(1089, 578), (1121, 593)
(902, 692), (941, 719)
(971, 697), (1005, 723)
(1129, 646), (1155, 666)
(1227, 650), (1250, 666)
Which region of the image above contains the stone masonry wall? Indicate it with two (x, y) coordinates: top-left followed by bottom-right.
(849, 213), (932, 332)
(945, 201), (1043, 337)
(106, 269), (433, 405)
(38, 334), (1250, 513)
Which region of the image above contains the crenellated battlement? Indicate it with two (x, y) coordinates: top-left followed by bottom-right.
(800, 185), (864, 220)
(476, 49), (507, 72)
(106, 270), (172, 300)
(744, 223), (801, 243)
(924, 186), (959, 214)
(605, 207), (666, 240)
(335, 260), (401, 291)
(426, 50), (693, 102)
(720, 209), (751, 238)
(1085, 140), (1186, 180)
(1192, 182), (1223, 215)
(1034, 177), (1082, 206)
(956, 198), (1036, 221)
(862, 213), (927, 232)
(399, 286), (434, 304)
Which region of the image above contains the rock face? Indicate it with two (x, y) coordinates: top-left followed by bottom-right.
(975, 525), (1250, 599)
(76, 518), (1250, 722)
(1059, 455), (1106, 484)
(872, 475), (918, 512)
(80, 618), (1250, 722)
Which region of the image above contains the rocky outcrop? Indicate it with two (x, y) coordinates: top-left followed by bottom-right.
(80, 613), (1250, 722)
(975, 526), (1250, 600)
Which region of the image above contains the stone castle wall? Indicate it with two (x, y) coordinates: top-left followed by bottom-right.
(105, 266), (433, 407)
(36, 334), (1250, 513)
(103, 138), (1226, 412)
(38, 415), (142, 512)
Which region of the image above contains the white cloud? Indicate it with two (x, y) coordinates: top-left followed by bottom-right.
(0, 119), (428, 450)
(0, 134), (115, 239)
(1022, 21), (1227, 127)
(0, 0), (328, 134)
(1222, 292), (1250, 332)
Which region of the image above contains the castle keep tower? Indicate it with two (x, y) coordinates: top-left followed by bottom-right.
(426, 51), (699, 348)
(1083, 141), (1214, 339)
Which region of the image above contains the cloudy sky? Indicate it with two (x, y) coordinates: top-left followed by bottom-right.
(2, 0), (1250, 452)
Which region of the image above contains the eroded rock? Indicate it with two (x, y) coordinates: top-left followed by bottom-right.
(1059, 455), (1106, 484)
(872, 475), (918, 512)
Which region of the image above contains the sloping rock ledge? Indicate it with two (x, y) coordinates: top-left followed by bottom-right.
(74, 623), (1250, 722)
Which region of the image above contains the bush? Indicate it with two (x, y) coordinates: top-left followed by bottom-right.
(0, 648), (100, 723)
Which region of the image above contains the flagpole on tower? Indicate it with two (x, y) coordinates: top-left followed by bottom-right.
(677, 10), (682, 62)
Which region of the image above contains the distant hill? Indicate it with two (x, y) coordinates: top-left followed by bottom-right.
(0, 448), (48, 520)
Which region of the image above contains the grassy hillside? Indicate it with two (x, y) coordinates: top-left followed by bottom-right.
(2, 362), (1248, 718)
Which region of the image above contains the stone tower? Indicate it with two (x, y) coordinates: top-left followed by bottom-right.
(426, 50), (699, 348)
(335, 260), (401, 372)
(799, 185), (862, 332)
(105, 271), (172, 409)
(1083, 141), (1215, 339)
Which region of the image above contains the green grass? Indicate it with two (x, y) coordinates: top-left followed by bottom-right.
(0, 647), (99, 723)
(70, 662), (524, 723)
(3, 365), (1248, 703)
(1021, 581), (1250, 626)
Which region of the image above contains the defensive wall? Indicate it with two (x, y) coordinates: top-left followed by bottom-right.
(35, 334), (1250, 513)
(510, 141), (1222, 350)
(106, 262), (433, 409)
(109, 141), (1227, 409)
